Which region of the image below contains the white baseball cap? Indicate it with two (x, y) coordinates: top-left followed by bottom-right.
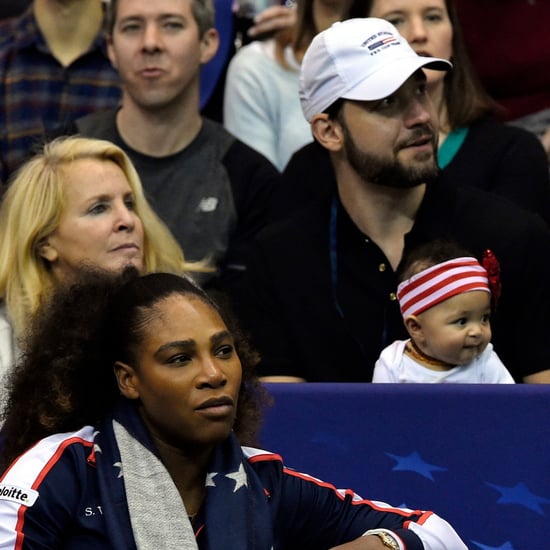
(299, 18), (452, 122)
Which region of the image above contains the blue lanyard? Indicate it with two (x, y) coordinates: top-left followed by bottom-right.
(329, 195), (345, 319)
(329, 194), (390, 352)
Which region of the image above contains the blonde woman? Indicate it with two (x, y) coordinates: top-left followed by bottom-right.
(0, 136), (207, 378)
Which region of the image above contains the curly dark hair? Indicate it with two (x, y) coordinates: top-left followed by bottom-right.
(0, 268), (268, 472)
(397, 239), (475, 283)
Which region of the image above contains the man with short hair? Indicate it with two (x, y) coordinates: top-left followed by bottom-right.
(73, 0), (279, 283)
(229, 17), (550, 383)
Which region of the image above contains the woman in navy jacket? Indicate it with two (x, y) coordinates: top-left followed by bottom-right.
(0, 269), (466, 549)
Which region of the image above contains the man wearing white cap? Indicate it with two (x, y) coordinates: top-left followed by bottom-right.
(228, 17), (550, 384)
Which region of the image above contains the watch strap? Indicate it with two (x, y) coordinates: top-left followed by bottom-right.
(363, 529), (401, 550)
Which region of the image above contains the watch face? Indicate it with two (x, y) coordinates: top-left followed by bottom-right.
(378, 532), (400, 550)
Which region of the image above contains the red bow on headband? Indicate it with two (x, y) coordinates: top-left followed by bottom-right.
(481, 249), (501, 310)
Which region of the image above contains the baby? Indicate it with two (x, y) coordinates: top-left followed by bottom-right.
(372, 240), (515, 383)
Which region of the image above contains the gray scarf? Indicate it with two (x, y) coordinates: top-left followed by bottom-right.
(113, 420), (199, 550)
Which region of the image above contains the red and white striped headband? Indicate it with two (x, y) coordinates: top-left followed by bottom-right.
(397, 257), (490, 319)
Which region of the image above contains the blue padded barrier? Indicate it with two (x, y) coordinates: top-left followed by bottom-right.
(260, 383), (550, 549)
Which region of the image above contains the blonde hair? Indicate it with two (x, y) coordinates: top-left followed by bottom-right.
(0, 136), (208, 338)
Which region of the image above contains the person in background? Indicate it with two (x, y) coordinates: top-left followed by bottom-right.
(0, 268), (468, 549)
(372, 239), (515, 383)
(224, 0), (370, 171)
(0, 0), (121, 188)
(245, 1), (298, 42)
(366, 0), (550, 224)
(72, 0), (279, 284)
(0, 136), (204, 384)
(226, 18), (550, 384)
(273, 0), (550, 225)
(454, 0), (550, 158)
(200, 0), (300, 122)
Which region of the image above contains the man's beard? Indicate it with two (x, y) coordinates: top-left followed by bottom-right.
(341, 123), (440, 189)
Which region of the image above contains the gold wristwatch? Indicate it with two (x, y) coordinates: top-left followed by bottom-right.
(372, 531), (400, 550)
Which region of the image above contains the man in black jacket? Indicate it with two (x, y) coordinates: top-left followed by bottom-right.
(228, 17), (550, 383)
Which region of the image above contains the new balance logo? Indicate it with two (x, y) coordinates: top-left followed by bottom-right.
(197, 197), (219, 212)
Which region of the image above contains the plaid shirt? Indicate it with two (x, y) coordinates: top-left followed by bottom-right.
(0, 8), (121, 188)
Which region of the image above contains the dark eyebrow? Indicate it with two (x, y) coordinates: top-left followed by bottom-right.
(211, 330), (233, 347)
(155, 339), (195, 357)
(153, 330), (232, 357)
(87, 193), (111, 202)
(118, 13), (185, 23)
(117, 15), (143, 24)
(158, 13), (186, 21)
(413, 69), (427, 83)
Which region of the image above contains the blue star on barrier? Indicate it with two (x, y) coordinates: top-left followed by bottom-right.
(471, 541), (515, 550)
(486, 481), (550, 515)
(385, 451), (447, 481)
